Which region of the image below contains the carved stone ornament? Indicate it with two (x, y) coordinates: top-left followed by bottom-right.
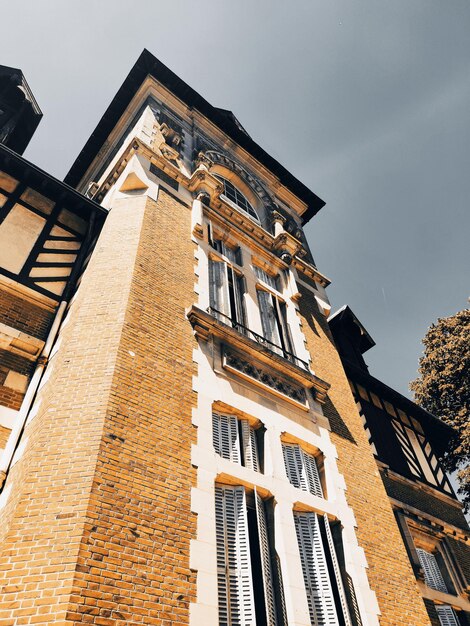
(159, 142), (180, 162)
(272, 231), (303, 262)
(223, 347), (308, 406)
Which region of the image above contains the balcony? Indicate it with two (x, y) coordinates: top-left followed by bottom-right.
(187, 304), (330, 405)
(207, 306), (309, 371)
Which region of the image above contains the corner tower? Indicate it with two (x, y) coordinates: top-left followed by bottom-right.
(0, 50), (432, 625)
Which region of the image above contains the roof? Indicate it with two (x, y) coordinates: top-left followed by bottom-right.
(64, 49), (325, 224)
(328, 305), (376, 354)
(343, 360), (455, 457)
(0, 143), (105, 218)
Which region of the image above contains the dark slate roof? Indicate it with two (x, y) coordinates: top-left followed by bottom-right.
(343, 360), (455, 457)
(64, 49), (325, 224)
(0, 143), (105, 218)
(329, 305), (376, 354)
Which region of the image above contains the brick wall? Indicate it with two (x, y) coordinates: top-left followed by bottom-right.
(0, 288), (55, 340)
(0, 188), (197, 624)
(0, 349), (35, 410)
(66, 188), (197, 624)
(297, 282), (431, 626)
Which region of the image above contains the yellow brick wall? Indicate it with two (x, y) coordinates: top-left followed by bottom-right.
(0, 189), (197, 624)
(297, 283), (431, 626)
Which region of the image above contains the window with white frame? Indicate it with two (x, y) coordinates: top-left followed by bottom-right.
(215, 485), (287, 626)
(209, 254), (246, 329)
(294, 511), (355, 626)
(253, 264), (281, 292)
(213, 412), (262, 472)
(257, 289), (294, 359)
(282, 442), (323, 498)
(214, 174), (260, 223)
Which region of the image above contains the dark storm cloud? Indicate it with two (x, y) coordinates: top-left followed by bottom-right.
(2, 0), (469, 395)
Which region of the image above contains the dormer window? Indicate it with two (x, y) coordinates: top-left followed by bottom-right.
(214, 174), (260, 223)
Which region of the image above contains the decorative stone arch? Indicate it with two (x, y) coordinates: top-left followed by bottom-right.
(202, 150), (277, 230)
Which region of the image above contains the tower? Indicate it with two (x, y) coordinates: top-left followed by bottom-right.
(0, 50), (459, 625)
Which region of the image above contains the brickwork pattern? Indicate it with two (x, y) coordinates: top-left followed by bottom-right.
(0, 349), (35, 409)
(447, 536), (470, 586)
(382, 473), (469, 531)
(0, 289), (55, 340)
(297, 282), (431, 626)
(0, 194), (149, 623)
(0, 189), (197, 625)
(66, 188), (197, 625)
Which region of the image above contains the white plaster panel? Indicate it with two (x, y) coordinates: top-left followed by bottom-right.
(0, 205), (46, 274)
(0, 406), (18, 429)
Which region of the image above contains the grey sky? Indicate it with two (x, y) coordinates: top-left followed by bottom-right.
(3, 0), (469, 397)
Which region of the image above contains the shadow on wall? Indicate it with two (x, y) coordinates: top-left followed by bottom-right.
(323, 395), (356, 444)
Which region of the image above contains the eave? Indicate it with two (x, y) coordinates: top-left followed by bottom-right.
(64, 49), (325, 224)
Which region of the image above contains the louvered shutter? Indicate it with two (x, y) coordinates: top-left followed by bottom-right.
(302, 450), (323, 498)
(209, 259), (231, 321)
(232, 270), (246, 327)
(240, 419), (259, 472)
(436, 606), (460, 626)
(322, 515), (353, 626)
(213, 413), (241, 465)
(416, 548), (448, 593)
(258, 289), (283, 355)
(215, 485), (256, 626)
(255, 489), (278, 626)
(282, 443), (305, 490)
(294, 512), (339, 626)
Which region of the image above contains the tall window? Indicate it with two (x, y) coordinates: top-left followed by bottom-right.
(282, 443), (323, 498)
(215, 485), (286, 626)
(214, 174), (260, 223)
(213, 412), (262, 472)
(209, 257), (246, 329)
(257, 289), (293, 359)
(294, 512), (354, 626)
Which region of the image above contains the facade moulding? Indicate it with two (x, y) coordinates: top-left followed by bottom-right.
(384, 467), (463, 509)
(390, 497), (470, 541)
(186, 304), (330, 404)
(98, 135), (330, 287)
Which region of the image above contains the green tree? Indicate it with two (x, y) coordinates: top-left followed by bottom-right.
(410, 309), (470, 511)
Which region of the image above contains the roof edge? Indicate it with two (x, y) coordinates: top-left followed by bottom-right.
(64, 49), (325, 222)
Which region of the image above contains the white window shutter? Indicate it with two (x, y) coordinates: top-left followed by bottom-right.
(241, 419), (259, 472)
(231, 269), (245, 327)
(436, 605), (459, 626)
(302, 450), (323, 498)
(255, 489), (278, 626)
(258, 289), (282, 354)
(213, 413), (241, 465)
(294, 512), (339, 626)
(283, 444), (323, 497)
(282, 443), (304, 490)
(209, 259), (231, 320)
(416, 548), (448, 593)
(215, 485), (256, 626)
(322, 515), (353, 626)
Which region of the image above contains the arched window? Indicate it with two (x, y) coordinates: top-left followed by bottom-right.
(214, 174), (260, 223)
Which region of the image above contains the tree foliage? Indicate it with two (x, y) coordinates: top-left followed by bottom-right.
(410, 309), (470, 511)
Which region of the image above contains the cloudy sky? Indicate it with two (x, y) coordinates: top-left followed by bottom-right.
(2, 1), (469, 398)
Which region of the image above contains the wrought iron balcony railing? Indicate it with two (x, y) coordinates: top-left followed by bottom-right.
(207, 306), (309, 371)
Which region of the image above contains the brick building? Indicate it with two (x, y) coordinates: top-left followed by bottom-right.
(0, 50), (467, 625)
